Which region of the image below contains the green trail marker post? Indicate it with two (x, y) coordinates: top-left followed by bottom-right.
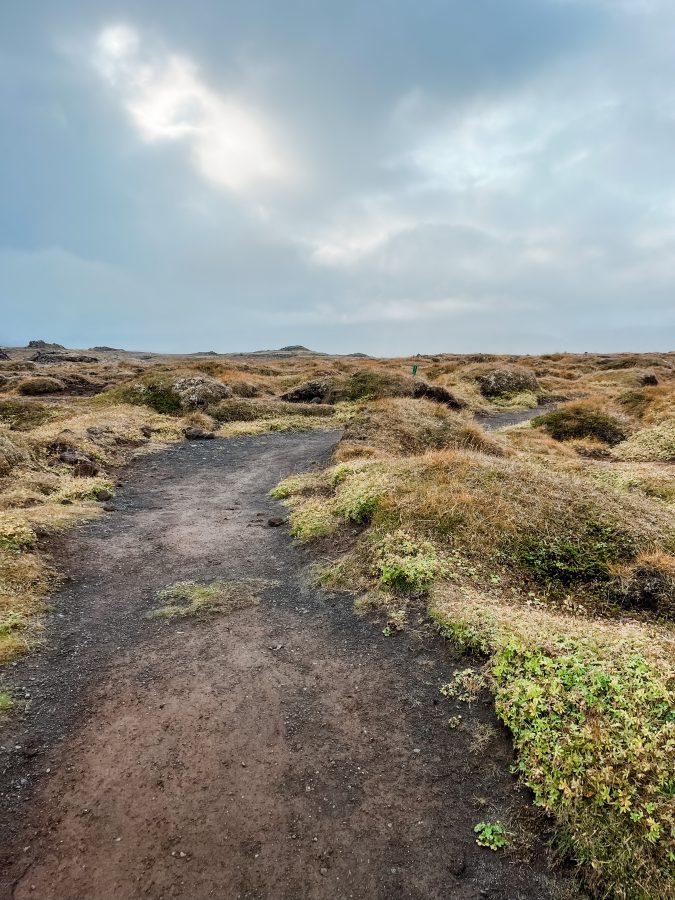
(411, 364), (418, 377)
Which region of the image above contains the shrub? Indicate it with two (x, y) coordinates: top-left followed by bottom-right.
(534, 404), (628, 445)
(112, 376), (183, 414)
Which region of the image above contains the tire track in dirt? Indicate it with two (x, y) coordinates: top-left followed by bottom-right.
(1, 431), (572, 899)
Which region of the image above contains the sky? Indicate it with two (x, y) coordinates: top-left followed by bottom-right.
(1, 0), (674, 355)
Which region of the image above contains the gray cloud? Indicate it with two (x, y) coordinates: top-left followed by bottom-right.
(1, 0), (674, 353)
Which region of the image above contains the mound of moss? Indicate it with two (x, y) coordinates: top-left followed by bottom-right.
(17, 376), (65, 396)
(281, 370), (462, 407)
(534, 404), (628, 445)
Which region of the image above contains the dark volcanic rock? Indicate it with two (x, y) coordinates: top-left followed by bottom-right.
(267, 516), (285, 527)
(412, 381), (464, 409)
(639, 373), (659, 386)
(0, 349), (10, 360)
(281, 379), (333, 403)
(182, 426), (215, 440)
(30, 352), (99, 364)
(28, 340), (65, 350)
(58, 451), (101, 477)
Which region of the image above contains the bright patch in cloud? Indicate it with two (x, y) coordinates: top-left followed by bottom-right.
(94, 24), (292, 194)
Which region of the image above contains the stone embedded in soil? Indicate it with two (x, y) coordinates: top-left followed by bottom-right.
(182, 426), (215, 440)
(58, 451), (101, 477)
(267, 516), (285, 527)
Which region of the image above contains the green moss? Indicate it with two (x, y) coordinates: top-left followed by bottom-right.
(513, 521), (634, 586)
(106, 376), (182, 415)
(373, 530), (440, 592)
(533, 406), (627, 445)
(288, 500), (338, 540)
(0, 691), (14, 713)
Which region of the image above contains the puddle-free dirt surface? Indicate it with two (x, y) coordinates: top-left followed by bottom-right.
(0, 431), (571, 899)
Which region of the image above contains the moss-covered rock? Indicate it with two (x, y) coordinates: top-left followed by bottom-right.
(475, 367), (539, 399)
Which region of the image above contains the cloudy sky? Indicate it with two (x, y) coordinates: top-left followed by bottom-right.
(1, 1), (674, 354)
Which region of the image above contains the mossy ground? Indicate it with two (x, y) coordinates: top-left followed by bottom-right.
(148, 578), (272, 619)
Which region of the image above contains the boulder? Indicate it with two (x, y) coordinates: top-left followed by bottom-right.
(172, 376), (232, 409)
(639, 372), (659, 387)
(58, 450), (101, 477)
(411, 381), (463, 409)
(281, 379), (333, 403)
(30, 352), (99, 364)
(28, 340), (65, 350)
(0, 349), (10, 360)
(475, 367), (539, 399)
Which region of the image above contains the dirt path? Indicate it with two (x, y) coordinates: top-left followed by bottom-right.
(475, 404), (555, 431)
(1, 431), (569, 899)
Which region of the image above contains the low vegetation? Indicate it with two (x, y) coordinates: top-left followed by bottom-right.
(268, 349), (674, 899)
(149, 578), (270, 619)
(1, 344), (673, 898)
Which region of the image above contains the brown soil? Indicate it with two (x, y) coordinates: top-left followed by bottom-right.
(0, 431), (575, 899)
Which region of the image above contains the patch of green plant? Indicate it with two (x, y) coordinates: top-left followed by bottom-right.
(382, 609), (406, 635)
(533, 406), (627, 445)
(439, 668), (484, 702)
(329, 463), (353, 486)
(0, 399), (53, 431)
(432, 607), (674, 898)
(0, 519), (37, 553)
(474, 822), (507, 850)
(513, 520), (634, 586)
(0, 690), (14, 713)
(149, 579), (266, 619)
(288, 500), (338, 541)
(373, 530), (440, 592)
(107, 376), (182, 415)
(334, 470), (389, 524)
(56, 478), (116, 503)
